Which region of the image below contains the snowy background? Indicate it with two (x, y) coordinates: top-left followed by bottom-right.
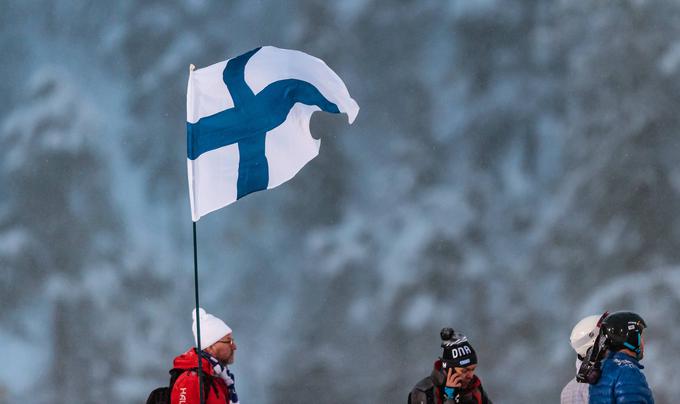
(2, 0), (680, 403)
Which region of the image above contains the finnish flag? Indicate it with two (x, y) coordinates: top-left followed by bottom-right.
(187, 46), (359, 221)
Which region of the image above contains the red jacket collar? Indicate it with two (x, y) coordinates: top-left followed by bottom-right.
(172, 348), (216, 375)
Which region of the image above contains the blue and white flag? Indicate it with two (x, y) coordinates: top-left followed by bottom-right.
(187, 46), (359, 221)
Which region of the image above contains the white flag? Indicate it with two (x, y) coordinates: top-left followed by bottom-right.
(186, 46), (359, 221)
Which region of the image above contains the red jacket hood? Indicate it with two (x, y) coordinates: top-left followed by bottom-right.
(173, 348), (216, 375)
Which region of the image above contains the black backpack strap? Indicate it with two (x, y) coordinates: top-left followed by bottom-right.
(169, 368), (186, 388)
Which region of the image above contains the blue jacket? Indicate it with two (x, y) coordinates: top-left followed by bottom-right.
(589, 351), (654, 404)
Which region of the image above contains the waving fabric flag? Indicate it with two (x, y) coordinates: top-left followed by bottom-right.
(186, 46), (359, 221)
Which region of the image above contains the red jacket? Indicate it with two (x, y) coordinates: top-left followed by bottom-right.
(170, 348), (230, 404)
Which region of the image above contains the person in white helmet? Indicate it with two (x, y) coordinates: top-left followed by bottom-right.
(560, 315), (600, 404)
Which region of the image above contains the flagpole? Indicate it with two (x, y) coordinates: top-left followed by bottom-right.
(193, 220), (205, 404)
(189, 63), (205, 404)
(185, 49), (358, 403)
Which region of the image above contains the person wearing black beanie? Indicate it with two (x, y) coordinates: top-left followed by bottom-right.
(408, 328), (492, 404)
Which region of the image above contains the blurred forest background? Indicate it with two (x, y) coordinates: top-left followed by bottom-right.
(2, 1), (680, 403)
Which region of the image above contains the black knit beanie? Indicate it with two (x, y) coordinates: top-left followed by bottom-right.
(440, 328), (478, 368)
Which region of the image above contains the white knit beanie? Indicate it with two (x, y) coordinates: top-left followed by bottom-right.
(192, 308), (232, 350)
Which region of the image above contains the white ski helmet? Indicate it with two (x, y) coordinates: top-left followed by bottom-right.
(570, 315), (600, 357)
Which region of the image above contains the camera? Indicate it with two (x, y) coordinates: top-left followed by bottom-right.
(576, 356), (602, 384)
(576, 326), (608, 384)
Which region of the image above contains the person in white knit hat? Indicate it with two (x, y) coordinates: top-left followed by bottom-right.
(169, 308), (239, 404)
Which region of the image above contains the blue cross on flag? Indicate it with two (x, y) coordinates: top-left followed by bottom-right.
(186, 46), (359, 221)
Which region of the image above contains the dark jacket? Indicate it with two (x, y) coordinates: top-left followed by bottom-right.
(588, 351), (654, 404)
(408, 361), (492, 404)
